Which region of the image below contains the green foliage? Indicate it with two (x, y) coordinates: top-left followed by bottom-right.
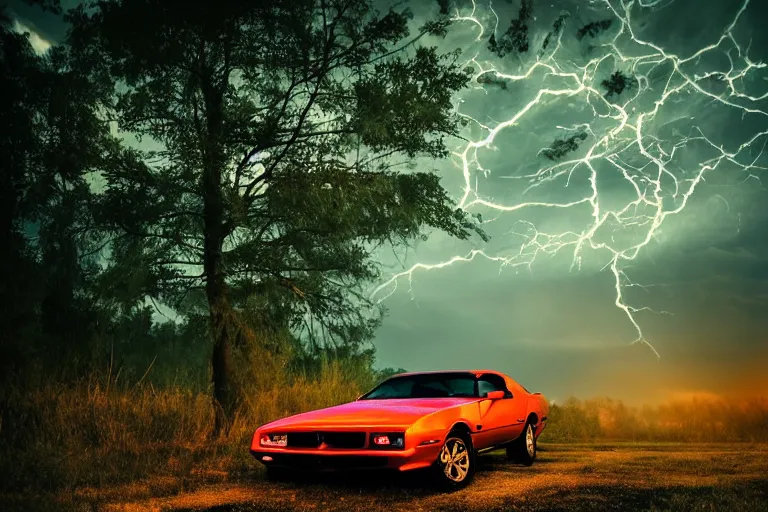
(476, 72), (509, 90)
(576, 19), (613, 40)
(540, 12), (569, 56)
(487, 0), (533, 57)
(0, 15), (45, 372)
(355, 47), (471, 157)
(421, 18), (452, 38)
(602, 70), (637, 99)
(0, 9), (118, 379)
(18, 0), (62, 14)
(374, 366), (408, 382)
(540, 129), (589, 161)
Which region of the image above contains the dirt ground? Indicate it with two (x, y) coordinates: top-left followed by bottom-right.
(16, 443), (768, 511)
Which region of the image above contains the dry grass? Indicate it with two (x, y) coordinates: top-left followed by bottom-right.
(15, 443), (765, 512)
(3, 354), (768, 511)
(0, 360), (367, 495)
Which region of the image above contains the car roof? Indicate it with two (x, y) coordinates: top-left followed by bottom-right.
(390, 370), (503, 378)
(382, 370), (529, 395)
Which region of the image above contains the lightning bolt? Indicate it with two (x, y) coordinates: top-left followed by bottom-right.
(372, 0), (768, 358)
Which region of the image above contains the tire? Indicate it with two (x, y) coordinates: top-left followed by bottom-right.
(506, 421), (536, 466)
(433, 430), (476, 489)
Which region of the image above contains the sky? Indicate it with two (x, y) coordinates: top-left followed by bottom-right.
(8, 0), (768, 405)
(366, 0), (768, 405)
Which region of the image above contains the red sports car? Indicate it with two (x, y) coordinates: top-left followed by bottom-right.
(250, 370), (549, 487)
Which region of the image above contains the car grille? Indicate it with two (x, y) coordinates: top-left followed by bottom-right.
(286, 432), (366, 449)
(287, 432), (321, 448)
(322, 432), (366, 449)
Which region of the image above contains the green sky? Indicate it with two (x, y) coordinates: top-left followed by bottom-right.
(367, 0), (768, 404)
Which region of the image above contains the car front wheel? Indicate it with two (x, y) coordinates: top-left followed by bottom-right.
(434, 431), (475, 489)
(506, 421), (536, 466)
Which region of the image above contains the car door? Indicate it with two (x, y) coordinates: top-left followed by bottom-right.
(474, 374), (521, 448)
(502, 378), (531, 441)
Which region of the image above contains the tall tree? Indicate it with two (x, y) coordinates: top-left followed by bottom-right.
(66, 0), (485, 433)
(1, 4), (113, 375)
(0, 9), (45, 366)
(32, 39), (116, 369)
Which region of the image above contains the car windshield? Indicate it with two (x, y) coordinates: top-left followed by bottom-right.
(360, 373), (478, 399)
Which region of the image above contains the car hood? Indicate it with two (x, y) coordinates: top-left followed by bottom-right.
(260, 398), (479, 430)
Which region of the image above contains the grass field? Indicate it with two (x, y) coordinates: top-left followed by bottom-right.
(10, 443), (766, 512)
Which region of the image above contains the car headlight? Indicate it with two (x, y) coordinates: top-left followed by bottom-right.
(370, 432), (405, 449)
(260, 433), (288, 447)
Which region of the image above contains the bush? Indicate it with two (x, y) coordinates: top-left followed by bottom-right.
(542, 395), (768, 443)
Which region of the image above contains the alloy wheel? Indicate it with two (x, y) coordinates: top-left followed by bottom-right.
(439, 437), (471, 482)
(525, 424), (535, 457)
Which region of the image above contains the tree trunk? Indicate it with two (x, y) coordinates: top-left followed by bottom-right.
(204, 171), (236, 436)
(209, 286), (234, 436)
(200, 75), (234, 437)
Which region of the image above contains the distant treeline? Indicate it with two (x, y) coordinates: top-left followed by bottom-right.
(543, 396), (768, 443)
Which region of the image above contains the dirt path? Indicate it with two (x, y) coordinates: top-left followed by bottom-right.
(96, 444), (768, 511)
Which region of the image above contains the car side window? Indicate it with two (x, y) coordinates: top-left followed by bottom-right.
(477, 375), (512, 398)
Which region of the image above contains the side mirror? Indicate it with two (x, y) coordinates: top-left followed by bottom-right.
(485, 390), (505, 400)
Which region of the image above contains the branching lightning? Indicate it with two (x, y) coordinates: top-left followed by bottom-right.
(372, 0), (768, 357)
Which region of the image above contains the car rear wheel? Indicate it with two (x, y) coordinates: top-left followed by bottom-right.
(506, 421), (536, 466)
(433, 431), (475, 489)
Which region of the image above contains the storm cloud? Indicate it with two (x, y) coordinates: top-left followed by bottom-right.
(370, 0), (768, 403)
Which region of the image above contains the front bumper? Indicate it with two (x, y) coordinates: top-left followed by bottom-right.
(251, 445), (442, 472)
